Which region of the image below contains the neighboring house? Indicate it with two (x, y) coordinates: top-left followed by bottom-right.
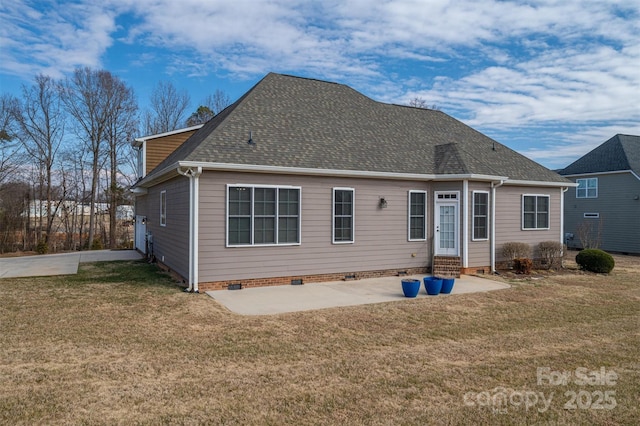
(131, 73), (572, 292)
(558, 134), (640, 254)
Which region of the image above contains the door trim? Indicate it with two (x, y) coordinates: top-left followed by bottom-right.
(434, 191), (460, 256)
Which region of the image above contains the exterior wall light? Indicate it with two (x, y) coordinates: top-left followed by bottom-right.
(379, 197), (388, 208)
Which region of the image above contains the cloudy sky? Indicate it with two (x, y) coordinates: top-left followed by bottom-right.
(1, 0), (638, 169)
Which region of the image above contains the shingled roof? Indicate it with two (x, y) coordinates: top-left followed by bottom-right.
(559, 134), (640, 176)
(141, 73), (568, 185)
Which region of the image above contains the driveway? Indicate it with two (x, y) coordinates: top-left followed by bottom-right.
(207, 274), (510, 315)
(0, 250), (143, 279)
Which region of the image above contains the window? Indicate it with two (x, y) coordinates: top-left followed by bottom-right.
(333, 188), (354, 243)
(160, 191), (166, 226)
(227, 185), (300, 246)
(576, 178), (597, 198)
(522, 195), (549, 230)
(408, 191), (426, 240)
(472, 191), (489, 240)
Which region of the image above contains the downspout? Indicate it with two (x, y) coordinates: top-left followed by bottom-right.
(490, 179), (505, 274)
(462, 180), (469, 270)
(561, 186), (568, 255)
(177, 166), (202, 292)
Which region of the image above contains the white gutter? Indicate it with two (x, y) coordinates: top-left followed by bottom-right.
(462, 179), (469, 269)
(490, 179), (505, 273)
(177, 166), (202, 293)
(504, 179), (577, 188)
(135, 160), (511, 189)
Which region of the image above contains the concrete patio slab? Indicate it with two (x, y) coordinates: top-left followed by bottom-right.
(206, 274), (510, 315)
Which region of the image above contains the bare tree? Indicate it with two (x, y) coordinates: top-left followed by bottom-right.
(0, 94), (23, 186)
(60, 67), (135, 249)
(203, 89), (231, 115)
(575, 217), (604, 249)
(408, 97), (440, 110)
(12, 75), (66, 247)
(143, 81), (190, 135)
(104, 80), (138, 248)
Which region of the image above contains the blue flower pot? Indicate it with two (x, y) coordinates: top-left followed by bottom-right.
(424, 276), (443, 295)
(440, 278), (455, 294)
(401, 279), (421, 298)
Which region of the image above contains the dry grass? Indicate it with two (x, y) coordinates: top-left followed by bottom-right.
(1, 255), (639, 425)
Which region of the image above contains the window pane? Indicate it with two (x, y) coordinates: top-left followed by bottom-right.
(229, 217), (251, 244)
(409, 192), (426, 240)
(278, 189), (299, 216)
(229, 187), (251, 215)
(254, 217), (275, 244)
(523, 196), (535, 212)
(537, 196), (549, 213)
(523, 212), (535, 229)
(254, 188), (275, 215)
(278, 217), (299, 243)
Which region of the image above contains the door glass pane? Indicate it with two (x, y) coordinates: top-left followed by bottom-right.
(439, 205), (455, 249)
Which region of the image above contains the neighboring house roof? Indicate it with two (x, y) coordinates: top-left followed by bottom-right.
(559, 134), (640, 176)
(138, 73), (569, 186)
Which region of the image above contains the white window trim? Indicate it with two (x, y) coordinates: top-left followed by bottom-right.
(576, 177), (598, 199)
(521, 194), (550, 230)
(408, 190), (427, 241)
(226, 184), (302, 247)
(160, 190), (166, 227)
(332, 187), (355, 244)
(472, 190), (489, 241)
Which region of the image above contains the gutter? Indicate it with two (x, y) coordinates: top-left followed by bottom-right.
(177, 166), (202, 293)
(490, 179), (505, 274)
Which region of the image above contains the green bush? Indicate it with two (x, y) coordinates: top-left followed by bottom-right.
(36, 239), (48, 255)
(576, 249), (615, 273)
(91, 238), (103, 250)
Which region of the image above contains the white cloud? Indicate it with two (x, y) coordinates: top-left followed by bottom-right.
(1, 0), (638, 169)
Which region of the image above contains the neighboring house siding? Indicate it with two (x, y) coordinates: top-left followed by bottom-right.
(467, 182), (492, 267)
(143, 177), (191, 278)
(145, 130), (198, 175)
(495, 185), (562, 262)
(198, 171), (433, 282)
(564, 172), (640, 254)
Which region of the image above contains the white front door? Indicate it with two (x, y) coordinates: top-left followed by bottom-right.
(435, 192), (459, 256)
(135, 215), (147, 254)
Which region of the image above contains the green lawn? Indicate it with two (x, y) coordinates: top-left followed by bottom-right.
(1, 256), (638, 425)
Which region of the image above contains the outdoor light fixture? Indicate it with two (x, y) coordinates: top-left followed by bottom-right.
(379, 197), (388, 208)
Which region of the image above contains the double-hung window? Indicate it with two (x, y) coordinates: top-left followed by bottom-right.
(472, 191), (489, 240)
(227, 185), (300, 246)
(522, 195), (549, 230)
(333, 188), (354, 243)
(408, 191), (426, 241)
(576, 178), (597, 198)
(160, 190), (166, 227)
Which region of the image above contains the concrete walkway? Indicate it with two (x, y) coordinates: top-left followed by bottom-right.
(0, 250), (143, 279)
(207, 274), (510, 315)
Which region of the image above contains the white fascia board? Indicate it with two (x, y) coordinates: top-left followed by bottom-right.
(561, 169), (640, 181)
(131, 124), (204, 146)
(178, 161), (509, 182)
(504, 179), (577, 188)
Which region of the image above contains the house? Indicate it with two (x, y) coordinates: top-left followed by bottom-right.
(558, 134), (640, 254)
(131, 73), (572, 292)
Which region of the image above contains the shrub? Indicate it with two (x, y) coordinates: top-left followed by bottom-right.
(36, 239), (48, 255)
(537, 240), (564, 270)
(576, 249), (615, 273)
(502, 242), (531, 268)
(91, 238), (104, 250)
(513, 258), (533, 275)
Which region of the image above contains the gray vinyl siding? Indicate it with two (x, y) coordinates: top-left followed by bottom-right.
(198, 172), (433, 282)
(142, 177), (190, 278)
(495, 185), (562, 261)
(564, 172), (640, 254)
(467, 182), (492, 267)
